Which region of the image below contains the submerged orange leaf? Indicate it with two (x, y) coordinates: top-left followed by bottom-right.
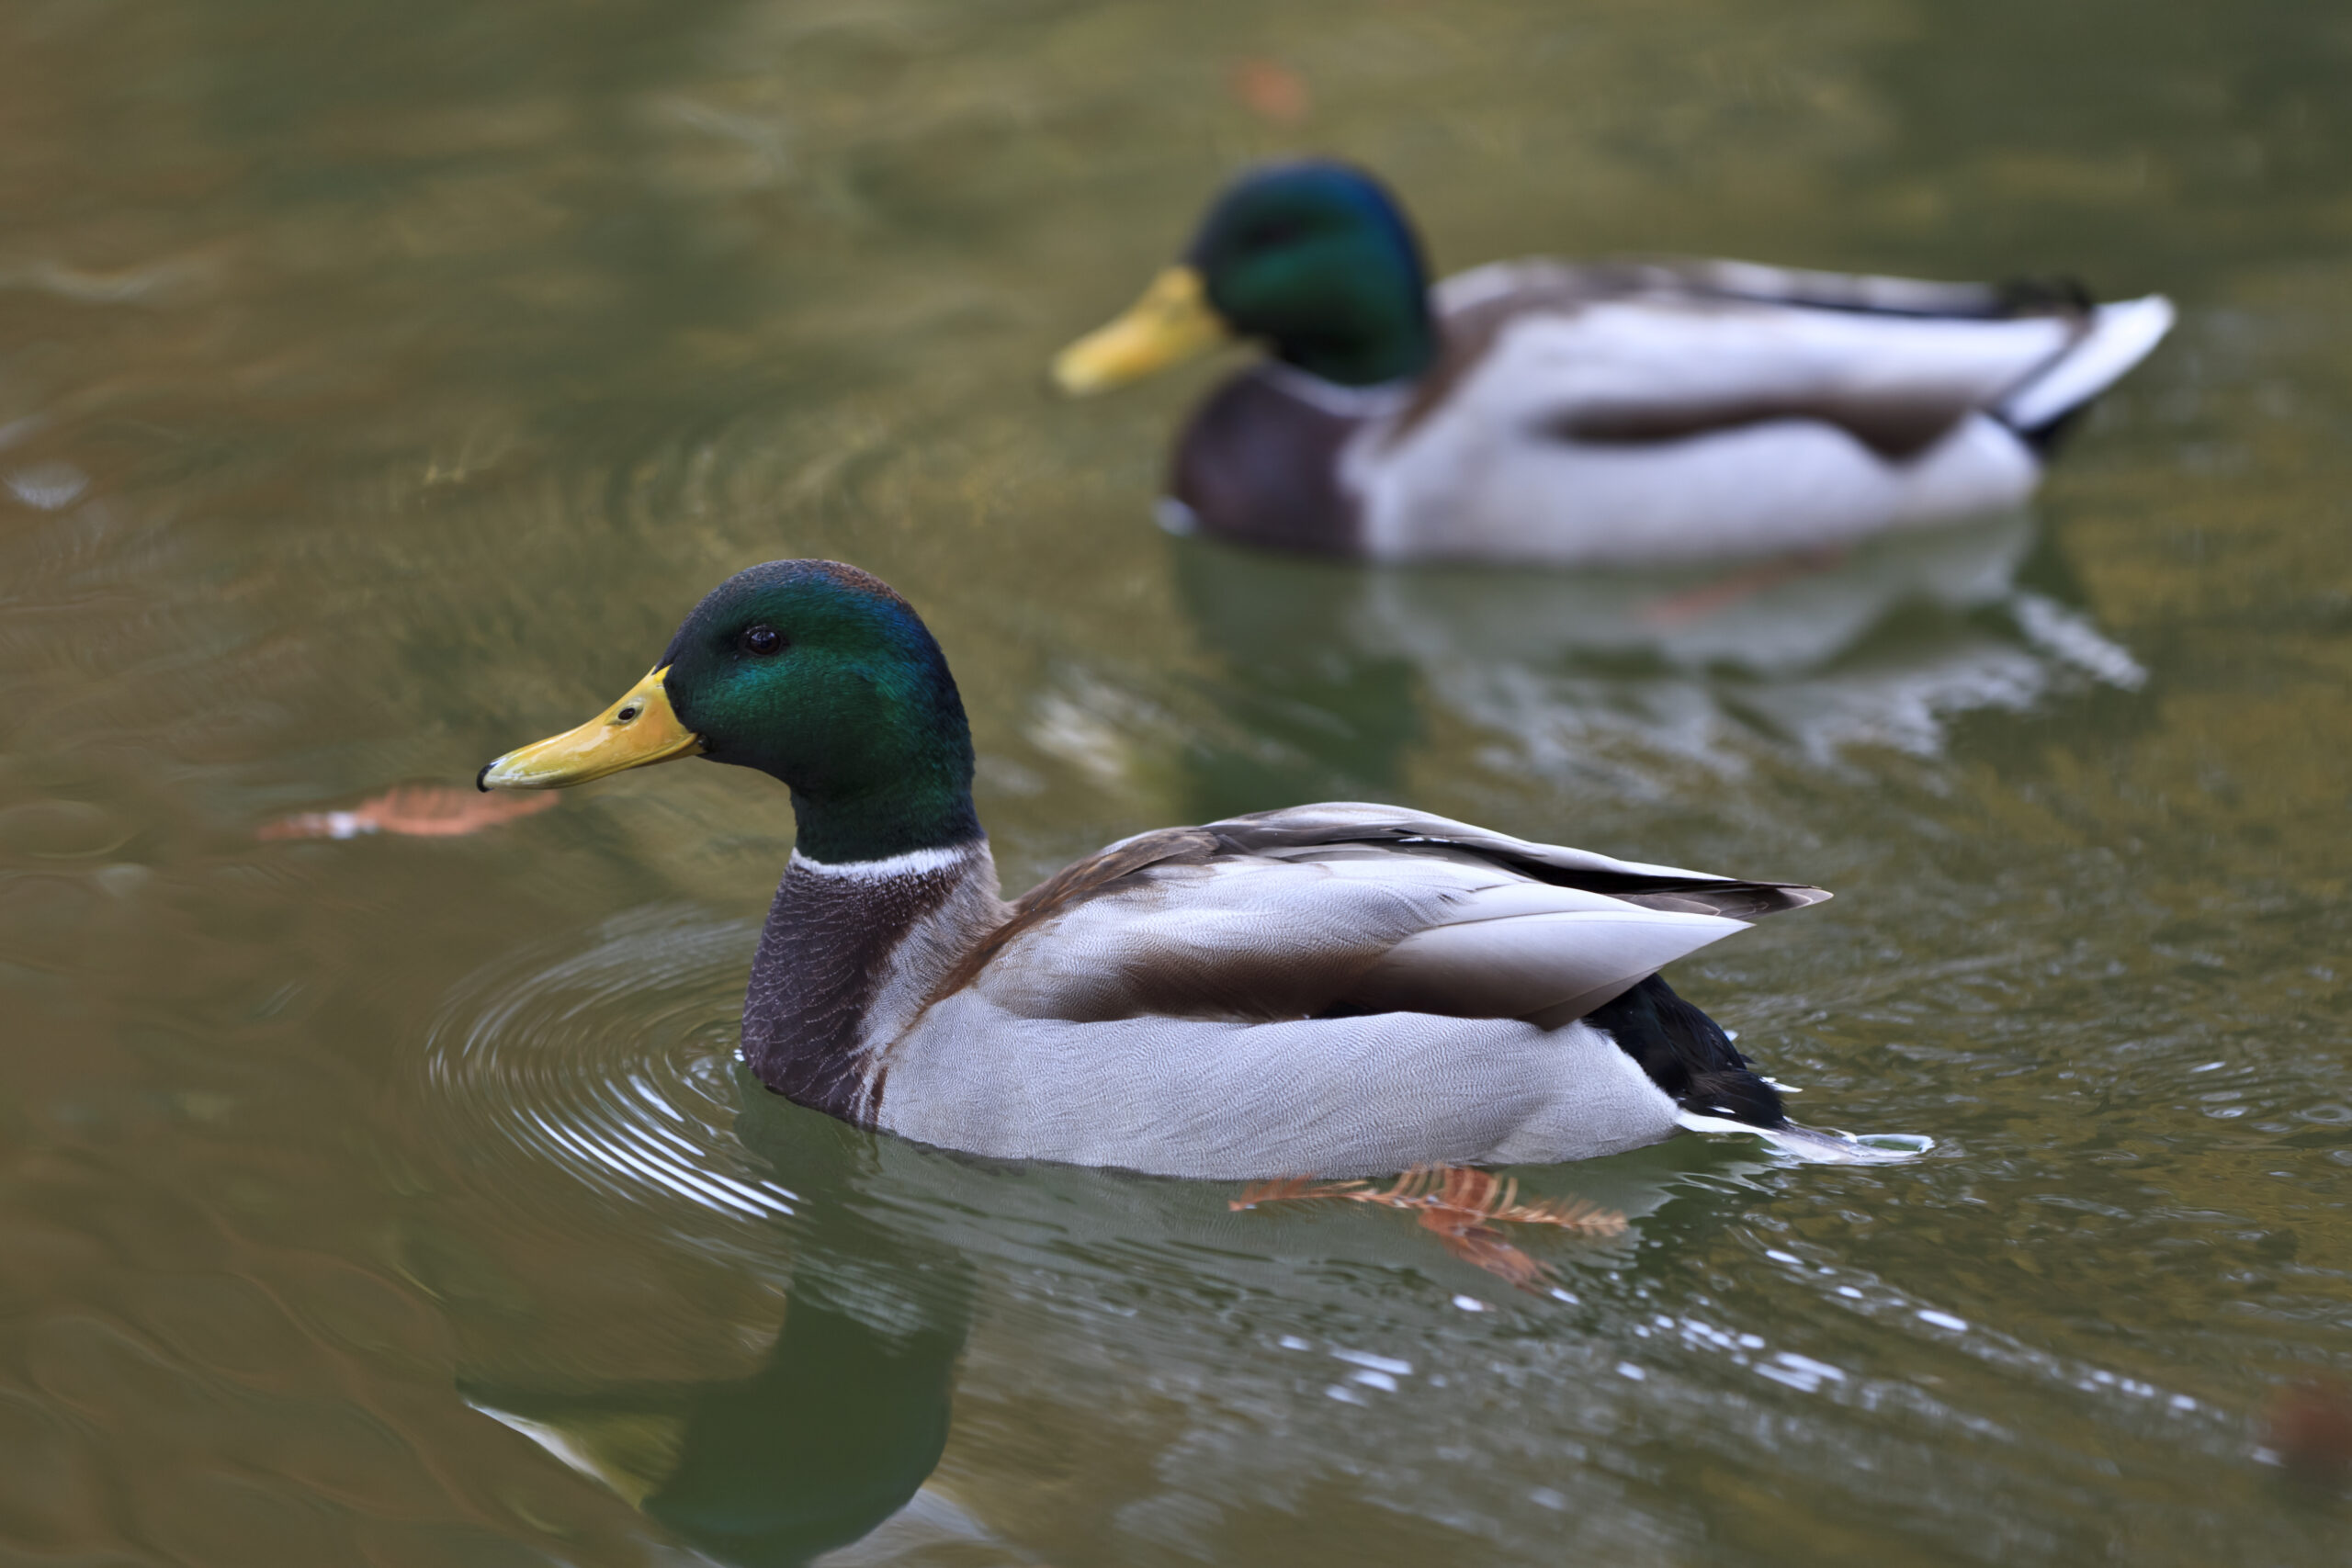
(1640, 546), (1850, 628)
(1231, 1165), (1627, 1292)
(258, 784), (560, 841)
(1228, 58), (1311, 126)
(2264, 1375), (2352, 1489)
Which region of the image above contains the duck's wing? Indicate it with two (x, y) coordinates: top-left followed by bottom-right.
(1205, 800), (1827, 918)
(1416, 259), (2172, 454)
(952, 805), (1824, 1029)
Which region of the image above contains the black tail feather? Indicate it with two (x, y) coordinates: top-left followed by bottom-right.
(1994, 274), (2104, 452)
(1588, 974), (1785, 1128)
(1995, 273), (2096, 316)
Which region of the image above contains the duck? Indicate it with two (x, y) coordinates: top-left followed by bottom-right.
(1051, 159), (2175, 567)
(480, 559), (1844, 1180)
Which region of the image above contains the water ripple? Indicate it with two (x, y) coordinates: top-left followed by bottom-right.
(420, 906), (795, 1255)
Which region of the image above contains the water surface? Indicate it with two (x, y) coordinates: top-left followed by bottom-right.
(4, 0), (2350, 1562)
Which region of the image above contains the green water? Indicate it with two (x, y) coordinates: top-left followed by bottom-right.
(4, 0), (2349, 1562)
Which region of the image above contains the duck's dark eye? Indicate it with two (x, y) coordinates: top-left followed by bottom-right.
(740, 625), (786, 657)
(1248, 220), (1305, 251)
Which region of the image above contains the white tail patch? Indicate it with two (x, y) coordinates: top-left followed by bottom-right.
(1997, 295), (2176, 433)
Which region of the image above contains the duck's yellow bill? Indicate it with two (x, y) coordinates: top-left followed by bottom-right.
(1051, 265), (1227, 396)
(477, 666), (704, 791)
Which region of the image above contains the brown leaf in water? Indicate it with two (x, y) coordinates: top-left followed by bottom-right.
(1231, 1165), (1627, 1291)
(258, 784), (560, 841)
(1228, 58), (1311, 126)
(1640, 547), (1851, 628)
(2263, 1375), (2352, 1489)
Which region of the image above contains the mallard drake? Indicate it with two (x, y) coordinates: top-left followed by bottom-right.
(1052, 160), (2175, 566)
(480, 560), (1845, 1179)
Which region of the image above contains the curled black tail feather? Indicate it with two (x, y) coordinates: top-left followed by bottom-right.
(1990, 274), (2110, 453)
(2011, 405), (2085, 457)
(1589, 974), (1785, 1128)
(1995, 273), (2096, 316)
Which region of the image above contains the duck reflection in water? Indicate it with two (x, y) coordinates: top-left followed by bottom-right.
(462, 1104), (978, 1568)
(1159, 509), (2142, 820)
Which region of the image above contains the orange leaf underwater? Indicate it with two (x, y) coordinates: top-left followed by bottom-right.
(258, 784), (560, 840)
(1228, 58), (1311, 126)
(2263, 1375), (2352, 1489)
(1232, 1165), (1627, 1292)
(1640, 547), (1850, 628)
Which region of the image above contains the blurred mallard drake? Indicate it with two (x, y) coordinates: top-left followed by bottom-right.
(480, 559), (1850, 1180)
(1052, 160), (2174, 566)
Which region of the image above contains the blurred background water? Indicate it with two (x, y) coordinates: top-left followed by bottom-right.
(3, 0), (2350, 1562)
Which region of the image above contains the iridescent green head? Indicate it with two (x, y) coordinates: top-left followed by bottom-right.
(1054, 159), (1437, 393)
(480, 561), (979, 865)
